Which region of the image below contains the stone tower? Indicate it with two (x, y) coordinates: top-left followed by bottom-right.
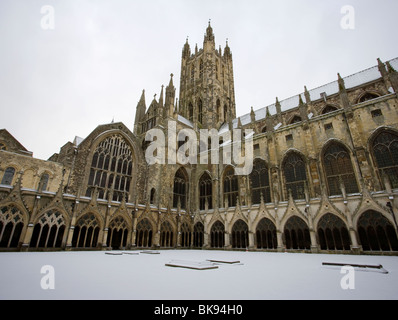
(179, 22), (236, 129)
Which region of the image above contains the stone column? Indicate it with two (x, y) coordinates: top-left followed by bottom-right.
(248, 231), (255, 250)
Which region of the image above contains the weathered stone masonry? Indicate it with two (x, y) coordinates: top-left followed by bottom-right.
(1, 23), (398, 254)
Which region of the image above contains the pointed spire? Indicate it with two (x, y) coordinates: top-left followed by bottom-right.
(159, 85), (164, 107)
(337, 73), (351, 111)
(182, 37), (191, 59)
(204, 19), (214, 42)
(165, 73), (176, 117)
(337, 73), (346, 91)
(237, 116), (242, 128)
(224, 38), (232, 58)
(298, 94), (304, 106)
(275, 97), (281, 114)
(250, 106), (256, 123)
(378, 58), (387, 77)
(304, 86), (311, 104)
(139, 89), (146, 105)
(266, 106), (271, 118)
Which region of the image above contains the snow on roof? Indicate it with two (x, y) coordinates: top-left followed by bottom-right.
(73, 136), (83, 147)
(241, 57), (397, 121)
(177, 115), (194, 128)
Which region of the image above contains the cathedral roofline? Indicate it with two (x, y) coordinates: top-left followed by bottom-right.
(238, 57), (398, 126)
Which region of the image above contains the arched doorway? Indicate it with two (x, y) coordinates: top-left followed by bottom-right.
(193, 222), (204, 248)
(107, 216), (128, 249)
(135, 218), (153, 248)
(72, 213), (100, 248)
(180, 222), (191, 248)
(256, 218), (277, 249)
(284, 216), (311, 250)
(30, 210), (66, 249)
(210, 221), (225, 248)
(357, 210), (398, 252)
(160, 221), (174, 248)
(231, 219), (249, 249)
(317, 213), (351, 251)
(0, 205), (24, 248)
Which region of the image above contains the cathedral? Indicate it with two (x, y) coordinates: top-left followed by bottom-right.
(1, 23), (398, 254)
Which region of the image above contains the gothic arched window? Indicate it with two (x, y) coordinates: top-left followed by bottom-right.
(86, 134), (133, 202)
(1, 167), (15, 186)
(160, 221), (174, 247)
(188, 103), (194, 122)
(30, 210), (65, 249)
(210, 220), (225, 248)
(107, 216), (128, 249)
(39, 173), (49, 192)
(223, 104), (228, 123)
(256, 218), (277, 249)
(199, 59), (204, 78)
(317, 213), (351, 251)
(216, 99), (221, 123)
(0, 205), (24, 248)
(284, 216), (311, 250)
(323, 143), (359, 195)
(321, 105), (338, 115)
(289, 115), (302, 125)
(173, 168), (188, 210)
(180, 222), (191, 248)
(72, 213), (100, 248)
(358, 92), (380, 103)
(283, 153), (307, 200)
(231, 219), (249, 249)
(250, 159), (271, 204)
(198, 99), (203, 124)
(199, 172), (212, 210)
(193, 222), (204, 248)
(190, 65), (195, 83)
(357, 210), (398, 251)
(136, 218), (153, 248)
(372, 131), (398, 189)
(223, 167), (239, 207)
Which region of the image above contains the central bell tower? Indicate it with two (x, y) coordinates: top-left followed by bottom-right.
(179, 22), (236, 129)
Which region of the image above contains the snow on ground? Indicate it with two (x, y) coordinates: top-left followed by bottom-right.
(0, 250), (397, 300)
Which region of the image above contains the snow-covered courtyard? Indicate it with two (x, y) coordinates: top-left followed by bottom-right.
(0, 250), (397, 300)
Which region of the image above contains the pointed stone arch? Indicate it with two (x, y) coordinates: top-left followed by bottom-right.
(255, 218), (277, 249)
(231, 219), (249, 249)
(193, 221), (204, 248)
(281, 150), (308, 201)
(357, 210), (398, 252)
(173, 167), (189, 210)
(283, 215), (311, 250)
(249, 158), (271, 204)
(199, 171), (212, 210)
(368, 127), (398, 189)
(321, 104), (339, 115)
(316, 213), (351, 251)
(135, 218), (154, 248)
(0, 203), (28, 248)
(160, 220), (175, 248)
(30, 209), (68, 249)
(107, 215), (129, 249)
(72, 212), (101, 248)
(321, 140), (359, 196)
(222, 166), (239, 207)
(210, 220), (225, 248)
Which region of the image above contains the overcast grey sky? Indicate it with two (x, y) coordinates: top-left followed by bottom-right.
(0, 0), (397, 160)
